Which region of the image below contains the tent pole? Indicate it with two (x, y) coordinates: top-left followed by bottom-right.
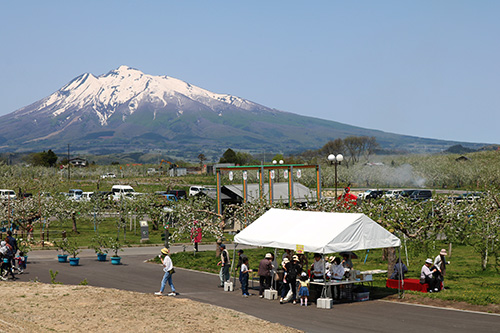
(321, 253), (328, 298)
(398, 246), (404, 299)
(231, 243), (238, 287)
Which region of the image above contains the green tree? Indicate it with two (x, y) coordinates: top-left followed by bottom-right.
(219, 149), (237, 164)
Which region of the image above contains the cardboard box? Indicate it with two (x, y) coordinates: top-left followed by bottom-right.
(264, 289), (278, 300)
(316, 297), (333, 309)
(224, 281), (233, 292)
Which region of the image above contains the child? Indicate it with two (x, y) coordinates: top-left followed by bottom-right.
(298, 272), (310, 306)
(15, 251), (26, 273)
(240, 257), (252, 297)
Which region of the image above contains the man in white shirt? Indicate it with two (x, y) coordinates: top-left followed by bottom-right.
(420, 258), (439, 292)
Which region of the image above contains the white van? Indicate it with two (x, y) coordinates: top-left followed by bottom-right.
(189, 186), (206, 196)
(111, 185), (136, 200)
(0, 189), (16, 200)
(81, 192), (94, 201)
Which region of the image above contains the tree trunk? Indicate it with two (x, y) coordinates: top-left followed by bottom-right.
(72, 213), (78, 234)
(387, 247), (397, 279)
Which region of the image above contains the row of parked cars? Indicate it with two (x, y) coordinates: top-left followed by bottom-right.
(358, 189), (433, 201)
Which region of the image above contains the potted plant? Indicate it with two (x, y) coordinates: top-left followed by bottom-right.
(17, 238), (32, 263)
(108, 237), (123, 265)
(66, 239), (81, 266)
(54, 238), (69, 263)
(90, 235), (109, 261)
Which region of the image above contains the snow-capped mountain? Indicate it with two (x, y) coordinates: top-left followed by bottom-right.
(0, 66), (476, 158)
(18, 66), (266, 127)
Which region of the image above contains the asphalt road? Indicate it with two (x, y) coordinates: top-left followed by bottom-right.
(14, 245), (500, 333)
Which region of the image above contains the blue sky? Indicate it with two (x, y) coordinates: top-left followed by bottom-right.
(1, 1), (499, 144)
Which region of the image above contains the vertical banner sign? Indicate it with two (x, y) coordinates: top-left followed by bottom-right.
(288, 166), (294, 208)
(243, 171), (248, 203)
(229, 171), (233, 181)
(216, 169), (222, 216)
(269, 169), (274, 205)
(297, 169), (302, 179)
(316, 165), (321, 201)
(284, 170), (288, 179)
(259, 167), (264, 200)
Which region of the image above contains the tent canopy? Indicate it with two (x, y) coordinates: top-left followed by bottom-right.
(234, 208), (400, 253)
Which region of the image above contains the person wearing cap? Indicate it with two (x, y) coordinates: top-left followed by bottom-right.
(257, 253), (273, 297)
(217, 244), (230, 288)
(155, 248), (177, 296)
(434, 249), (450, 287)
(280, 254), (302, 304)
(420, 258), (439, 292)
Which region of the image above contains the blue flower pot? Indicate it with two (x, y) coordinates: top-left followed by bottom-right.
(58, 254), (68, 263)
(69, 257), (80, 266)
(97, 253), (107, 261)
(111, 256), (121, 265)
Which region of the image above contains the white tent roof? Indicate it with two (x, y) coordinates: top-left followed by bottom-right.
(234, 208), (400, 253)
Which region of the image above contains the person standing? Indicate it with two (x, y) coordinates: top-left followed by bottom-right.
(280, 254), (302, 304)
(258, 253), (273, 298)
(420, 258), (439, 293)
(155, 248), (177, 296)
(390, 258), (408, 280)
(6, 231), (18, 268)
(434, 249), (450, 287)
(190, 221), (202, 252)
(240, 257), (252, 297)
(217, 244), (230, 287)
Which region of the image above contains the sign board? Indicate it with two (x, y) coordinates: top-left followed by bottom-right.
(140, 220), (149, 242)
(295, 244), (304, 254)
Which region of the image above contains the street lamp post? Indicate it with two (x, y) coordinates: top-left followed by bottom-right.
(328, 154), (344, 198)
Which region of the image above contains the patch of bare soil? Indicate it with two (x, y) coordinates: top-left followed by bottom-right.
(385, 293), (500, 314)
(0, 282), (302, 333)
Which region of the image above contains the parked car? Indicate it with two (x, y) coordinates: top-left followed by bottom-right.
(384, 190), (401, 199)
(409, 190), (432, 201)
(167, 189), (187, 199)
(68, 189), (83, 201)
(111, 185), (136, 200)
(159, 194), (178, 202)
(189, 186), (206, 196)
(399, 189), (417, 198)
(451, 192), (483, 203)
(101, 173), (117, 179)
(359, 189), (384, 200)
(0, 189), (16, 200)
(81, 192), (94, 201)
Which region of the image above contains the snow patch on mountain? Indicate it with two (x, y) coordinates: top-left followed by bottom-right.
(23, 65), (263, 126)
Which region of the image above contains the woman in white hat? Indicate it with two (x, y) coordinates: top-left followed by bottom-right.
(155, 248), (177, 296)
(434, 249), (450, 287)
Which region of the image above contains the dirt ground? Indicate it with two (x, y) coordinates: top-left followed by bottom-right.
(1, 283), (498, 333)
(0, 282), (302, 333)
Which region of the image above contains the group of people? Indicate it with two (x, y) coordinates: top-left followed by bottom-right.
(389, 248), (450, 293)
(229, 249), (355, 305)
(0, 231), (26, 281)
(420, 249), (450, 292)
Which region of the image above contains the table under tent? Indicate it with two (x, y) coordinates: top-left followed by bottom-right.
(233, 208), (402, 303)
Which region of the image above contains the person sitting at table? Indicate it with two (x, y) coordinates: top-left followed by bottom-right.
(311, 253), (325, 280)
(420, 258), (439, 293)
(390, 258), (408, 280)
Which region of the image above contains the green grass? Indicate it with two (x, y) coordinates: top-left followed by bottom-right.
(31, 215), (232, 249)
(167, 243), (500, 307)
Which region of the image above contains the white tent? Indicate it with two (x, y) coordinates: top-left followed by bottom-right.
(234, 208), (400, 253)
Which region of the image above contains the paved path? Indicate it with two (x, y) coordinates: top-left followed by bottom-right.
(13, 246), (500, 333)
